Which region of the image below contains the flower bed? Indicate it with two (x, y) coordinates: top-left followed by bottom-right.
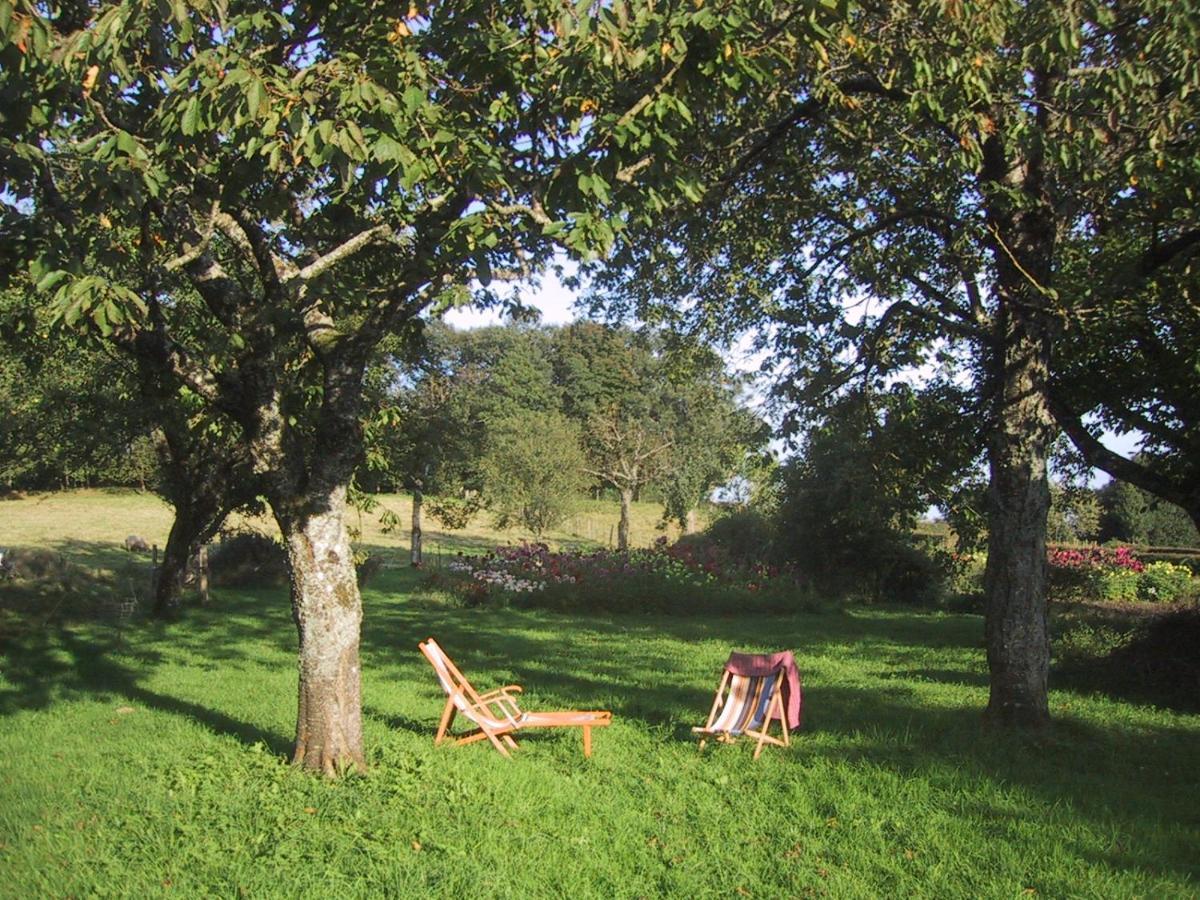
(1047, 545), (1196, 604)
(428, 538), (814, 615)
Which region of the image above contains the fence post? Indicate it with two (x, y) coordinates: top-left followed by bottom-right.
(151, 544), (159, 595)
(198, 545), (210, 606)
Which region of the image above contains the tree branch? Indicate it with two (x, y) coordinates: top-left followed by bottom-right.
(1048, 390), (1200, 521)
(293, 223), (395, 284)
(1141, 227), (1200, 275)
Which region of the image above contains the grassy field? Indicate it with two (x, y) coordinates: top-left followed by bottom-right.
(1, 492), (1198, 897)
(0, 488), (681, 564)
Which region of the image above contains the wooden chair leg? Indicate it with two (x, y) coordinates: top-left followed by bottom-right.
(583, 725), (592, 758)
(435, 698), (457, 745)
(480, 728), (512, 758)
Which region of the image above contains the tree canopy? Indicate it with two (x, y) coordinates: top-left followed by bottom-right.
(589, 1), (1200, 727)
(1, 0), (786, 773)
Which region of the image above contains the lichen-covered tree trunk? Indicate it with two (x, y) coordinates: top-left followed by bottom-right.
(278, 487), (366, 775)
(618, 486), (633, 550)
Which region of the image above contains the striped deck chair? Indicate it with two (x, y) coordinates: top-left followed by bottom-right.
(693, 666), (791, 759)
(418, 637), (612, 759)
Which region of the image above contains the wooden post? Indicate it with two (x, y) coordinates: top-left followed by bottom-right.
(151, 544), (159, 595)
(198, 545), (210, 606)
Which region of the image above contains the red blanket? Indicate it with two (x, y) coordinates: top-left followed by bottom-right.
(725, 650), (803, 730)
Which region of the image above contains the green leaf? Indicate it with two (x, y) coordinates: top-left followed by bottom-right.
(35, 270), (68, 293)
(403, 86), (425, 114)
(181, 97), (201, 136)
(247, 78), (265, 118)
(475, 252), (492, 287)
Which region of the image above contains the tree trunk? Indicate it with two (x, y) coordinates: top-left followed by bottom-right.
(153, 516), (193, 615)
(685, 508), (699, 534)
(618, 487), (633, 551)
(278, 487), (366, 775)
(982, 315), (1054, 729)
(980, 133), (1057, 729)
(411, 488), (423, 567)
(152, 495), (227, 616)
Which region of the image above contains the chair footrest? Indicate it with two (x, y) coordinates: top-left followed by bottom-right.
(523, 710), (612, 728)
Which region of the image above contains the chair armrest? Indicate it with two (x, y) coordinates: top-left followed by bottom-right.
(478, 685), (523, 701)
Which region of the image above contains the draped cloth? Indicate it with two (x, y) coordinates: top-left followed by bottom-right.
(724, 650), (803, 730)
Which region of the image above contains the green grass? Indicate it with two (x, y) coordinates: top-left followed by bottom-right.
(0, 488), (682, 563)
(1, 492), (1198, 897)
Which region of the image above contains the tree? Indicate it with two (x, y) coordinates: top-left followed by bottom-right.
(551, 324), (672, 548)
(0, 289), (260, 614)
(776, 383), (978, 598)
(1098, 479), (1200, 547)
(1046, 483), (1101, 545)
(590, 2), (1200, 726)
(479, 409), (587, 537)
(655, 350), (768, 533)
(5, 1), (772, 771)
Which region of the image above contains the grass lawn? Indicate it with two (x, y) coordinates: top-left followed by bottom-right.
(1, 493), (1198, 897)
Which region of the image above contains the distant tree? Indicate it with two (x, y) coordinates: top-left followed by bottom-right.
(657, 354), (768, 533)
(479, 410), (587, 537)
(551, 323), (761, 547)
(776, 383), (978, 598)
(582, 405), (673, 550)
(1098, 480), (1200, 548)
(1046, 484), (1101, 545)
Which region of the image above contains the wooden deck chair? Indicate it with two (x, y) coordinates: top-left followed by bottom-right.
(418, 637), (612, 759)
(693, 668), (790, 759)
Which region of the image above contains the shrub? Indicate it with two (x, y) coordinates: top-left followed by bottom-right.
(1055, 622), (1133, 665)
(209, 531), (289, 587)
(1138, 561), (1194, 603)
(1092, 567), (1142, 602)
(1047, 545), (1148, 603)
(428, 539), (817, 616)
(882, 541), (948, 606)
(703, 509), (775, 565)
(0, 547), (68, 581)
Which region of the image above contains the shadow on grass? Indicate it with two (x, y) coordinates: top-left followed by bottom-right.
(3, 571), (1198, 882)
(0, 622), (292, 756)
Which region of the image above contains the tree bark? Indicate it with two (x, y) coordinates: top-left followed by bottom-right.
(277, 487), (366, 775)
(982, 313), (1054, 728)
(980, 130), (1057, 729)
(411, 487), (423, 567)
(618, 486), (633, 550)
(685, 508), (699, 534)
(151, 453), (234, 616)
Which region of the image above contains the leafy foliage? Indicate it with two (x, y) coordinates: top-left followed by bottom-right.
(772, 387), (974, 602)
(1098, 479), (1200, 547)
(478, 410), (587, 537)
